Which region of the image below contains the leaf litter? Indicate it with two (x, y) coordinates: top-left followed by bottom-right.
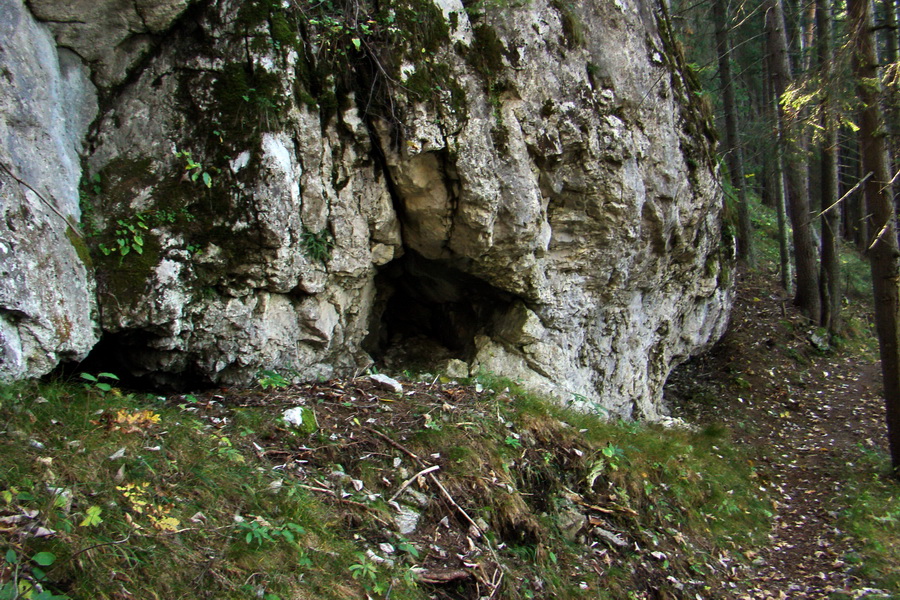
(667, 268), (895, 599)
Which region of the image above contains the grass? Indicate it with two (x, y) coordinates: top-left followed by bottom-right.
(0, 378), (418, 600)
(4, 195), (889, 599)
(0, 371), (776, 599)
(834, 446), (900, 597)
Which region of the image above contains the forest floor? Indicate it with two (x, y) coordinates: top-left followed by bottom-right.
(667, 266), (896, 599)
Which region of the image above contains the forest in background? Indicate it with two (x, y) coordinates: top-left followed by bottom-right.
(669, 0), (900, 476)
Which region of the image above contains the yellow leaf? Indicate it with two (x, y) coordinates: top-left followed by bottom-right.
(152, 516), (180, 531)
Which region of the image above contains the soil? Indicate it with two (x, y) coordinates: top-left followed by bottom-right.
(666, 268), (892, 599)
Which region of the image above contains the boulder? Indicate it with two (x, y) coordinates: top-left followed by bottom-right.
(1, 0), (732, 419)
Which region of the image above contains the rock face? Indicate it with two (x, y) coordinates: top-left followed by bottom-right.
(0, 0), (732, 418)
(0, 0), (99, 380)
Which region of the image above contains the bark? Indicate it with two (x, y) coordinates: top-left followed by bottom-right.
(714, 0), (754, 261)
(850, 0), (900, 475)
(766, 0), (822, 321)
(885, 0), (899, 64)
(818, 0), (842, 332)
(840, 132), (868, 248)
(775, 103), (795, 295)
(881, 0), (900, 232)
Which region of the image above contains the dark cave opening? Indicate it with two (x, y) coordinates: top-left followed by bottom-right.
(365, 251), (516, 367)
(52, 330), (213, 394)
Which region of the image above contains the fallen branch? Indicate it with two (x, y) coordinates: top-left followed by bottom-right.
(389, 465), (440, 503)
(488, 568), (504, 598)
(416, 568), (472, 585)
(427, 472), (482, 537)
(365, 426), (506, 590)
(363, 426), (427, 466)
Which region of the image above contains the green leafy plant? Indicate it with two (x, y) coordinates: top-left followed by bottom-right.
(79, 372), (119, 394)
(348, 553), (382, 591)
(395, 539), (420, 560)
(88, 173), (102, 196)
(98, 215), (148, 259)
(300, 228), (334, 264)
(1, 548), (70, 600)
(240, 88), (282, 129)
(504, 435), (523, 449)
(237, 520), (306, 548)
(209, 434), (245, 463)
(79, 505), (103, 528)
(602, 443), (626, 466)
(174, 148), (214, 188)
(257, 370), (290, 390)
(151, 207), (195, 225)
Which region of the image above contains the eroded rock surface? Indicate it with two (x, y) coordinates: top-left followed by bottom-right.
(0, 0), (731, 418)
(0, 0), (99, 380)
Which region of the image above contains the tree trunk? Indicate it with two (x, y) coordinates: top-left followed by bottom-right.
(714, 0), (754, 262)
(880, 0), (900, 241)
(766, 0), (822, 321)
(775, 108), (794, 295)
(818, 0), (842, 333)
(850, 0), (900, 475)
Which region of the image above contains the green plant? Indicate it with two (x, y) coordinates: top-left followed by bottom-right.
(395, 539), (420, 560)
(79, 505), (103, 528)
(209, 434), (245, 463)
(504, 435), (523, 449)
(78, 174), (103, 236)
(151, 207), (195, 225)
(173, 148), (213, 188)
(257, 369), (290, 390)
(601, 443), (626, 469)
(300, 228), (334, 264)
(78, 372), (119, 394)
(241, 88), (282, 129)
(88, 173), (102, 196)
(348, 554), (388, 593)
(98, 215), (148, 259)
(237, 520), (306, 548)
(1, 548), (69, 600)
(835, 448), (900, 592)
(0, 378), (370, 600)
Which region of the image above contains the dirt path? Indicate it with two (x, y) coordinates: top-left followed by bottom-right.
(667, 271), (892, 598)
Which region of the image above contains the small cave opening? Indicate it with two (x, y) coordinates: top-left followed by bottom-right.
(52, 330), (213, 394)
(364, 250), (517, 370)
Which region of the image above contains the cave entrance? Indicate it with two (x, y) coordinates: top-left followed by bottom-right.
(53, 330), (213, 393)
(365, 251), (515, 369)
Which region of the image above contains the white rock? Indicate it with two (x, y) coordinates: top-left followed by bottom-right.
(282, 407), (307, 428)
(369, 374), (403, 394)
(393, 505), (421, 535)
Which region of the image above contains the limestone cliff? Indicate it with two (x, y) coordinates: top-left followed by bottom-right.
(0, 0), (732, 418)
